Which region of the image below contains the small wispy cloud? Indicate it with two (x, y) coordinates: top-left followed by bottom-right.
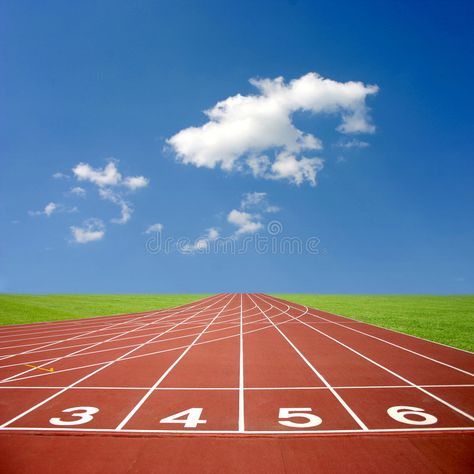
(70, 186), (86, 197)
(52, 172), (70, 180)
(72, 160), (149, 190)
(241, 192), (280, 213)
(71, 159), (149, 225)
(227, 210), (263, 235)
(145, 223), (164, 234)
(181, 227), (220, 254)
(29, 202), (77, 217)
(335, 139), (370, 149)
(70, 218), (105, 244)
(99, 188), (132, 225)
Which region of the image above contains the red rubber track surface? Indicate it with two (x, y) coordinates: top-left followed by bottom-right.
(0, 293), (473, 473)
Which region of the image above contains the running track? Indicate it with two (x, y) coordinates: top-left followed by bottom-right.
(0, 294), (473, 473)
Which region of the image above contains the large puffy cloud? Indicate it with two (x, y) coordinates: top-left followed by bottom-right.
(167, 72), (378, 185)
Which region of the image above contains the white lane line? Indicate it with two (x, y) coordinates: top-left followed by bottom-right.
(249, 294), (368, 431)
(0, 294), (229, 429)
(115, 294), (237, 430)
(239, 293), (245, 432)
(1, 426), (473, 434)
(0, 303), (262, 371)
(0, 295), (224, 362)
(0, 296), (217, 335)
(272, 295), (474, 356)
(0, 303), (247, 356)
(0, 295), (227, 382)
(279, 298), (474, 377)
(0, 302), (303, 384)
(259, 294), (474, 423)
(0, 302), (227, 347)
(0, 383), (472, 390)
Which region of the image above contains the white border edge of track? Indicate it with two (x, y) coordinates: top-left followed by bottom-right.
(1, 426), (473, 434)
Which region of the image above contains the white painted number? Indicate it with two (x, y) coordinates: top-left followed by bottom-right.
(387, 406), (438, 426)
(49, 406), (99, 426)
(278, 407), (322, 428)
(160, 408), (207, 428)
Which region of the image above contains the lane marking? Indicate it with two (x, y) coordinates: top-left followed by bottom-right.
(0, 294), (231, 429)
(258, 294), (474, 423)
(0, 303), (258, 360)
(1, 295), (227, 382)
(0, 383), (472, 390)
(239, 293), (245, 432)
(0, 295), (224, 363)
(1, 426), (473, 434)
(278, 297), (474, 377)
(0, 304), (262, 371)
(25, 364), (54, 373)
(249, 294), (368, 431)
(115, 294), (237, 430)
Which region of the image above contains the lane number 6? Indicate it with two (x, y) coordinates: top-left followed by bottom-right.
(387, 406), (438, 426)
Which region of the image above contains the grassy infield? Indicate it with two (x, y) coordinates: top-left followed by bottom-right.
(0, 294), (472, 352)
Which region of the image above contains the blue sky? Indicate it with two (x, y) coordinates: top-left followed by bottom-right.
(1, 0), (473, 294)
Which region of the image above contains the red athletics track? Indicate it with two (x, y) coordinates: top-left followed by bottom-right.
(0, 293), (473, 473)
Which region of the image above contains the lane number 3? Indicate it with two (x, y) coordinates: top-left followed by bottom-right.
(49, 406), (99, 426)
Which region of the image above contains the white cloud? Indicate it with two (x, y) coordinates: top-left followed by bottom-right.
(335, 139), (370, 149)
(99, 188), (132, 225)
(73, 161), (122, 187)
(71, 160), (148, 226)
(270, 152), (323, 186)
(145, 223), (164, 234)
(72, 160), (149, 190)
(70, 186), (86, 197)
(52, 172), (70, 179)
(241, 192), (266, 209)
(44, 202), (57, 217)
(167, 72), (378, 185)
(180, 227), (219, 254)
(124, 176), (149, 190)
(29, 202), (77, 217)
(241, 191), (280, 213)
(227, 209), (263, 235)
(206, 227), (219, 240)
(70, 218), (105, 244)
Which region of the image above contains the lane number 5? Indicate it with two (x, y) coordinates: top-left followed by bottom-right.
(49, 406), (99, 426)
(278, 407), (322, 428)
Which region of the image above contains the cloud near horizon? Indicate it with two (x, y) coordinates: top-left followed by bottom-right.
(167, 72), (378, 186)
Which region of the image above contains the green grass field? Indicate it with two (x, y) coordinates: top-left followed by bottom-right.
(275, 294), (474, 352)
(0, 294), (210, 326)
(0, 294), (472, 352)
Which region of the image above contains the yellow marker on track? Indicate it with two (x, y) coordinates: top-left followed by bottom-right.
(25, 364), (54, 373)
